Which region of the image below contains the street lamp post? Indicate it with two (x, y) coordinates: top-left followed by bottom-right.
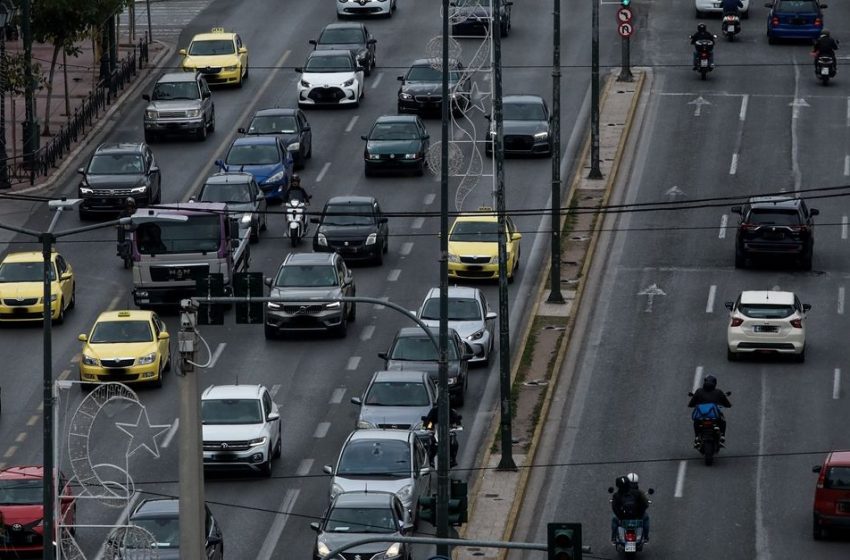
(0, 0), (14, 190)
(20, 0), (36, 172)
(546, 0), (564, 304)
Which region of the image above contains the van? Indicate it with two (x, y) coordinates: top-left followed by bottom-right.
(812, 450), (850, 539)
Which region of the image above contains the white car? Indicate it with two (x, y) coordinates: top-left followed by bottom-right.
(337, 0), (397, 19)
(296, 50), (364, 108)
(416, 286), (497, 366)
(201, 384), (282, 476)
(695, 0), (750, 17)
(725, 291), (810, 362)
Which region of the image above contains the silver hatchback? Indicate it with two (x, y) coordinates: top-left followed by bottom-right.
(351, 370), (437, 430)
(417, 286), (497, 366)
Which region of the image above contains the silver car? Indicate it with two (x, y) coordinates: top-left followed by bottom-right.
(142, 72), (215, 142)
(337, 0), (397, 19)
(195, 172), (267, 242)
(324, 429), (431, 520)
(351, 370), (437, 430)
(416, 286), (497, 366)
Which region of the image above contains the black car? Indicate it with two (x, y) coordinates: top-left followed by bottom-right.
(732, 196), (819, 270)
(310, 22), (377, 76)
(239, 108), (312, 169)
(362, 115), (430, 176)
(397, 58), (471, 116)
(311, 196), (389, 265)
(450, 0), (514, 37)
(77, 143), (161, 219)
(310, 491), (414, 560)
(486, 95), (553, 157)
(379, 327), (472, 405)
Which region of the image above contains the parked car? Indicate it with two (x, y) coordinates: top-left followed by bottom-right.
(337, 0), (397, 18)
(417, 286), (497, 366)
(77, 143), (161, 218)
(216, 136), (294, 203)
(295, 50), (364, 108)
(725, 290), (810, 362)
(731, 196), (818, 270)
(142, 71), (215, 142)
(486, 95), (553, 157)
(352, 370), (437, 430)
(312, 195), (389, 264)
(240, 108), (312, 169)
(200, 384), (282, 476)
(194, 171), (267, 242)
(765, 0), (826, 43)
(450, 0), (513, 37)
(0, 250), (75, 324)
(310, 22), (377, 76)
(397, 58), (470, 116)
(812, 450), (850, 540)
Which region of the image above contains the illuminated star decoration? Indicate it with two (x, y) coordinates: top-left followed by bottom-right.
(467, 81), (491, 115)
(115, 407), (171, 459)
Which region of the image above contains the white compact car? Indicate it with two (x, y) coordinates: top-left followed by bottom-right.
(725, 291), (810, 362)
(695, 0), (750, 17)
(337, 0), (397, 19)
(296, 50), (364, 108)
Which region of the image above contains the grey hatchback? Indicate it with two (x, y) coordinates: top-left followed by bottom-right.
(352, 370), (437, 430)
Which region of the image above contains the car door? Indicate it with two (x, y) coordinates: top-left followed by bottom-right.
(250, 179), (266, 223)
(373, 200), (388, 247)
(352, 53), (364, 90)
(297, 111), (312, 154)
(416, 118), (430, 153)
(262, 388), (280, 442)
(55, 255), (73, 303)
(278, 138), (294, 174)
(153, 313), (170, 360)
(412, 436), (431, 500)
(204, 505), (223, 559)
(506, 217), (520, 267)
(199, 77), (213, 118)
(235, 34), (247, 70)
(363, 27), (376, 65)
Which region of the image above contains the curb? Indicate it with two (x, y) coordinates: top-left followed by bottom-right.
(14, 41), (173, 196)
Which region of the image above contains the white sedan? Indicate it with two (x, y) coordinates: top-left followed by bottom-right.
(695, 0), (750, 18)
(725, 290), (809, 362)
(296, 50), (364, 108)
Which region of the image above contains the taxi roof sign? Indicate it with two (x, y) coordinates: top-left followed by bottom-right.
(211, 27), (225, 33)
(117, 311), (131, 317)
(477, 206), (494, 212)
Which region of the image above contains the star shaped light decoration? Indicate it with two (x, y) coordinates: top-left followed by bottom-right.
(467, 81), (491, 115)
(115, 407), (171, 459)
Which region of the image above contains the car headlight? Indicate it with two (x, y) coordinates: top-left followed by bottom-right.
(396, 484), (413, 502)
(343, 78), (355, 87)
(241, 214), (253, 225)
(138, 352), (157, 365)
(365, 233), (377, 246)
(399, 92), (413, 100)
(367, 153), (381, 160)
(468, 328), (485, 341)
(144, 110), (157, 119)
(412, 421), (424, 431)
(447, 377), (457, 386)
(324, 301), (341, 309)
(287, 142), (300, 152)
(357, 420), (376, 429)
(268, 302), (282, 310)
(263, 171), (287, 184)
(317, 233), (328, 247)
(317, 541), (331, 558)
(79, 186), (92, 194)
(385, 543), (402, 558)
(403, 153), (418, 159)
(224, 65), (238, 71)
(185, 109), (201, 118)
(130, 185), (148, 194)
(448, 254), (460, 263)
(249, 437), (267, 447)
(40, 294), (57, 303)
(534, 131), (549, 140)
(82, 354), (99, 366)
(331, 483), (344, 499)
(300, 79), (311, 88)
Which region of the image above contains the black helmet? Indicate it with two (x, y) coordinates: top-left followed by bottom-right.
(290, 174), (301, 187)
(703, 375), (717, 392)
(124, 197), (137, 209)
(821, 30), (830, 38)
(615, 476), (629, 490)
(697, 23), (707, 32)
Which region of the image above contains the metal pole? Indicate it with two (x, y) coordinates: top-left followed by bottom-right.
(0, 30), (9, 189)
(146, 0), (153, 44)
(177, 300), (206, 558)
(618, 36), (633, 82)
(493, 0), (516, 472)
(20, 0), (36, 169)
(437, 0), (451, 554)
(546, 0), (564, 304)
(589, 0), (603, 179)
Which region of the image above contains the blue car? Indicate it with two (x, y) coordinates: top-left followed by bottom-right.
(216, 136), (294, 202)
(765, 0), (826, 44)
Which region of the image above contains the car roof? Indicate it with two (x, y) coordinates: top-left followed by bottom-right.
(371, 370), (431, 383)
(2, 251), (60, 263)
(424, 286), (481, 300)
(333, 491), (396, 508)
(308, 49), (353, 58)
(411, 58), (461, 68)
(132, 498), (179, 518)
(157, 72), (198, 83)
(205, 172), (254, 184)
(232, 135), (279, 146)
(202, 384), (265, 400)
(347, 429), (413, 443)
(374, 115), (419, 125)
(326, 195), (376, 205)
(453, 213), (498, 224)
(0, 466), (45, 480)
(746, 196), (801, 209)
(826, 451), (850, 465)
(321, 22), (366, 32)
(94, 143), (145, 155)
(253, 108), (298, 117)
(95, 309), (154, 322)
(395, 326), (458, 338)
(283, 252), (337, 265)
(503, 94), (545, 105)
(738, 291), (795, 306)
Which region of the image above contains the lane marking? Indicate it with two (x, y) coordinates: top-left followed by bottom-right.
(674, 460), (687, 498)
(834, 368), (841, 400)
(256, 489), (300, 560)
(329, 388), (346, 404)
(424, 193), (436, 205)
(400, 242), (413, 256)
(345, 115), (359, 133)
(729, 153), (738, 175)
(37, 402), (43, 412)
(296, 459), (314, 476)
(107, 291), (123, 311)
(839, 287), (845, 315)
(387, 269), (401, 282)
(739, 94), (749, 121)
(59, 369), (70, 380)
(314, 422), (331, 438)
(70, 355), (80, 364)
(360, 325), (375, 341)
(3, 447), (16, 458)
(346, 356), (361, 371)
(791, 63), (803, 191)
(370, 72), (384, 89)
(692, 366), (704, 392)
(27, 415), (38, 427)
(754, 374), (769, 557)
(208, 343), (226, 368)
(161, 419), (179, 448)
(705, 285), (716, 313)
(843, 216), (848, 240)
(316, 162), (331, 183)
(270, 384), (281, 398)
(845, 155), (850, 177)
(718, 214), (728, 239)
(15, 433), (26, 443)
(846, 96), (850, 127)
(412, 217), (425, 229)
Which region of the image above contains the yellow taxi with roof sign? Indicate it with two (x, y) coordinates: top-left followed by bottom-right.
(0, 250), (75, 323)
(78, 310), (171, 388)
(180, 27), (249, 86)
(447, 207), (522, 282)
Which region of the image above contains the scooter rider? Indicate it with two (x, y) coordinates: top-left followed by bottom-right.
(283, 174), (311, 204)
(721, 0), (743, 16)
(812, 30), (839, 69)
(116, 197), (137, 261)
(688, 375), (732, 440)
(690, 23), (716, 70)
(610, 474), (650, 543)
(422, 405), (462, 467)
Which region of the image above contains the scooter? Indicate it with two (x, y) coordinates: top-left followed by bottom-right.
(693, 38), (716, 80)
(420, 419), (462, 468)
(286, 198), (308, 247)
(815, 55), (837, 85)
(689, 391), (731, 466)
(608, 487), (654, 559)
(722, 14), (741, 41)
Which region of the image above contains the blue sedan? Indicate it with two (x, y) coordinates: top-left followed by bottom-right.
(765, 0), (826, 44)
(216, 136), (294, 202)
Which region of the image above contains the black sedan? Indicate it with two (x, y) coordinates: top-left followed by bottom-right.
(239, 108), (312, 169)
(311, 195), (389, 265)
(310, 22), (377, 76)
(486, 95), (553, 157)
(450, 0), (513, 37)
(397, 58), (471, 116)
(77, 142), (161, 219)
(362, 115), (430, 176)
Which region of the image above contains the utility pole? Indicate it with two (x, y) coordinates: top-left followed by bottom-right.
(589, 0), (603, 179)
(546, 0), (564, 304)
(0, 0), (14, 189)
(177, 300), (206, 558)
(20, 0), (37, 170)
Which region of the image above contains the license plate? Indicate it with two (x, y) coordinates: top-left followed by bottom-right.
(727, 25), (736, 32)
(821, 67), (830, 75)
(754, 325), (778, 333)
(625, 542), (637, 552)
(701, 59), (709, 67)
(838, 502), (850, 513)
(12, 307), (27, 314)
(713, 2), (721, 6)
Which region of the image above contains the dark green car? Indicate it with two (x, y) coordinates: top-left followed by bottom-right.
(362, 115), (430, 177)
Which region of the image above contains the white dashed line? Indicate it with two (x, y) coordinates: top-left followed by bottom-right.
(400, 242), (413, 256)
(360, 325), (375, 341)
(412, 217), (425, 229)
(270, 384), (281, 398)
(705, 285), (716, 313)
(346, 356), (361, 371)
(161, 419), (179, 448)
(256, 489), (300, 560)
(845, 155), (850, 176)
(424, 193), (436, 205)
(846, 97), (850, 127)
(718, 214), (728, 239)
(15, 433), (26, 443)
(739, 94), (749, 121)
(729, 153), (738, 175)
(208, 343), (226, 368)
(375, 296), (390, 310)
(329, 388), (346, 404)
(316, 162), (331, 182)
(674, 460), (687, 498)
(834, 369), (841, 400)
(843, 216), (848, 240)
(387, 269), (401, 282)
(345, 115), (359, 133)
(692, 366), (704, 392)
(370, 72), (384, 89)
(839, 287), (845, 315)
(314, 422), (331, 438)
(296, 459), (314, 476)
(3, 447), (16, 458)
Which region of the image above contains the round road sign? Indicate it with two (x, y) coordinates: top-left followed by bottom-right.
(618, 22), (633, 38)
(617, 7), (633, 23)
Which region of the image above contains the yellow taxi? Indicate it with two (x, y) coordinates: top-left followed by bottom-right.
(78, 310), (171, 388)
(180, 27), (249, 86)
(0, 251), (75, 323)
(447, 207), (522, 282)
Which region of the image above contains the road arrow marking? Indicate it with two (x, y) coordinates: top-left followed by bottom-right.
(637, 283), (666, 313)
(789, 97), (809, 119)
(688, 96), (711, 117)
(665, 185), (685, 198)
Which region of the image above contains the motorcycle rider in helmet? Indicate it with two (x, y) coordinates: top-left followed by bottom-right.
(422, 405), (462, 467)
(721, 0), (743, 17)
(812, 30), (839, 72)
(690, 23), (716, 70)
(284, 174), (311, 204)
(610, 473), (650, 543)
(688, 375), (732, 441)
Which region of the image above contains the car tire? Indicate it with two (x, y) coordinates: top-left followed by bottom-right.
(68, 285), (76, 310)
(250, 223), (259, 244)
(164, 349), (172, 372)
(813, 518), (828, 540)
(768, 34), (776, 45)
(244, 63), (249, 79)
(80, 382), (95, 392)
(197, 122), (208, 141)
(54, 299), (65, 325)
(348, 302), (356, 322)
(365, 166), (374, 177)
(726, 348), (738, 361)
(260, 215), (268, 232)
(734, 249), (746, 269)
(208, 111), (216, 133)
(260, 454), (273, 477)
(144, 130), (156, 144)
(801, 250), (813, 271)
(152, 367), (163, 388)
(695, 8), (702, 18)
(742, 9), (749, 19)
(273, 433), (282, 458)
(334, 316), (348, 338)
(383, 237), (389, 254)
(795, 347), (806, 363)
(415, 162), (425, 177)
(264, 323), (277, 340)
(455, 386), (466, 407)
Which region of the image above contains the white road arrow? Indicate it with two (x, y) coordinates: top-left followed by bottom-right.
(688, 96), (711, 117)
(789, 98), (809, 119)
(637, 283), (667, 313)
(665, 185), (686, 198)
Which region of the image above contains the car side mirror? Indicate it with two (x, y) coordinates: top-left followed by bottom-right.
(730, 205), (742, 214)
(294, 67), (303, 73)
(356, 66), (365, 72)
(378, 351), (388, 360)
(350, 396), (362, 405)
(810, 208), (820, 216)
(303, 124), (311, 131)
(803, 304), (812, 312)
(820, 3), (828, 8)
(511, 232), (522, 241)
(179, 48), (187, 56)
(208, 535), (223, 545)
(142, 94), (151, 101)
(724, 301), (734, 311)
(812, 465), (822, 473)
(60, 272), (72, 281)
(149, 166), (159, 174)
(419, 467), (431, 477)
(397, 76), (404, 81)
(238, 127), (246, 134)
(267, 411), (280, 421)
(687, 391), (695, 397)
(310, 217), (320, 224)
(78, 334), (88, 342)
(256, 193), (265, 201)
(309, 39), (317, 46)
(77, 167), (85, 175)
(379, 217), (388, 224)
(264, 277), (273, 287)
(189, 196), (197, 202)
(647, 488), (655, 495)
(361, 135), (368, 141)
(368, 39), (377, 45)
(310, 522), (320, 532)
(158, 332), (169, 340)
(725, 391), (732, 396)
(486, 311), (497, 320)
(423, 134), (430, 140)
(215, 159), (224, 168)
(764, 2), (772, 8)
(202, 91), (211, 99)
(238, 47), (248, 54)
(505, 1), (513, 5)
(323, 465), (333, 475)
(607, 487), (614, 494)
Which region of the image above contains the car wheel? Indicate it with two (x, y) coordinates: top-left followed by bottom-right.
(273, 433), (282, 458)
(264, 323), (277, 340)
(144, 130), (156, 144)
(152, 366), (163, 388)
(768, 33), (776, 45)
(68, 285), (76, 310)
(734, 249), (746, 269)
(54, 299), (65, 324)
(306, 142), (313, 159)
(365, 166), (374, 177)
(334, 316), (348, 338)
(250, 223), (259, 244)
(742, 9), (749, 19)
(197, 122), (208, 141)
(795, 347), (806, 363)
(383, 237), (389, 254)
(208, 111), (216, 132)
(374, 248), (383, 266)
(813, 518), (828, 540)
(415, 162), (425, 177)
(348, 302), (356, 322)
(726, 348), (738, 361)
(80, 382), (95, 392)
(244, 63), (250, 79)
(164, 349), (172, 372)
(455, 386), (466, 407)
(260, 454), (273, 477)
(801, 250), (813, 271)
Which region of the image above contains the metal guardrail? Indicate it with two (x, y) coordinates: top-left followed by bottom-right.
(4, 33), (149, 187)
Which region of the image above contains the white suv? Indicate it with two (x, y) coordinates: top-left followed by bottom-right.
(725, 291), (810, 362)
(201, 384), (282, 476)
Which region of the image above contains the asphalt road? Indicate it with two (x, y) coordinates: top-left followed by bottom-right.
(511, 2), (850, 560)
(0, 0), (596, 557)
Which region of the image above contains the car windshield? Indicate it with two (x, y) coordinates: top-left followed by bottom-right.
(0, 479), (42, 505)
(504, 102), (546, 121)
(748, 209), (801, 226)
(200, 182), (253, 203)
(88, 153), (144, 175)
(90, 320), (153, 343)
(188, 39), (235, 55)
(135, 216), (221, 255)
(129, 517), (179, 549)
(202, 399), (263, 424)
(337, 440), (411, 477)
(775, 0), (819, 13)
(825, 466), (850, 490)
(406, 65), (460, 82)
(247, 115), (298, 134)
(370, 123), (420, 141)
(305, 54), (354, 72)
(449, 220), (503, 243)
(151, 81), (200, 101)
(275, 265), (338, 287)
(420, 297), (481, 321)
(319, 28), (364, 44)
(226, 144), (280, 166)
(737, 303), (795, 319)
(365, 381), (430, 406)
(0, 261), (56, 282)
(390, 336), (458, 361)
(325, 506), (397, 533)
(323, 204), (374, 226)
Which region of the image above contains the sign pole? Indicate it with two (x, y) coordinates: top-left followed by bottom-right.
(617, 7), (634, 82)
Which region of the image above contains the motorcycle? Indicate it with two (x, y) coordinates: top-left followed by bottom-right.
(608, 487), (654, 558)
(689, 391), (731, 466)
(420, 419), (462, 468)
(116, 226), (134, 269)
(815, 54), (837, 85)
(722, 14), (741, 41)
(693, 38), (716, 80)
(285, 198), (308, 247)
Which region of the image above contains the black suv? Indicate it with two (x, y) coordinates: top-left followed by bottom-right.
(78, 143), (161, 219)
(732, 196), (819, 270)
(311, 196), (389, 265)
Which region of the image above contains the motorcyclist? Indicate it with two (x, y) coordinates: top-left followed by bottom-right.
(283, 174), (311, 204)
(690, 23), (716, 70)
(610, 474), (650, 543)
(812, 30), (839, 70)
(688, 375), (732, 441)
(422, 405), (462, 467)
(721, 0), (743, 16)
(116, 197), (137, 263)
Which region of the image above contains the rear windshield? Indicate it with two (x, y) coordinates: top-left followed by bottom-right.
(737, 303), (795, 319)
(748, 209), (801, 226)
(365, 381), (430, 406)
(337, 440), (410, 477)
(776, 1), (820, 13)
(825, 466), (850, 490)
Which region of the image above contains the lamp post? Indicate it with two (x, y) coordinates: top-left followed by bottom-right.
(0, 0), (14, 189)
(20, 0), (36, 171)
(546, 0), (564, 304)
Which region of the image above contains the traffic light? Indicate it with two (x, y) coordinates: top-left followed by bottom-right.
(547, 523), (582, 560)
(418, 494), (436, 525)
(448, 478), (468, 526)
(196, 273), (225, 325)
(234, 272), (264, 324)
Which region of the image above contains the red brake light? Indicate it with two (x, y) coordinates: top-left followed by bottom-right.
(741, 223), (757, 231)
(790, 318), (803, 328)
(814, 18), (822, 27)
(772, 17), (779, 26)
(625, 530), (637, 542)
(730, 318), (744, 327)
